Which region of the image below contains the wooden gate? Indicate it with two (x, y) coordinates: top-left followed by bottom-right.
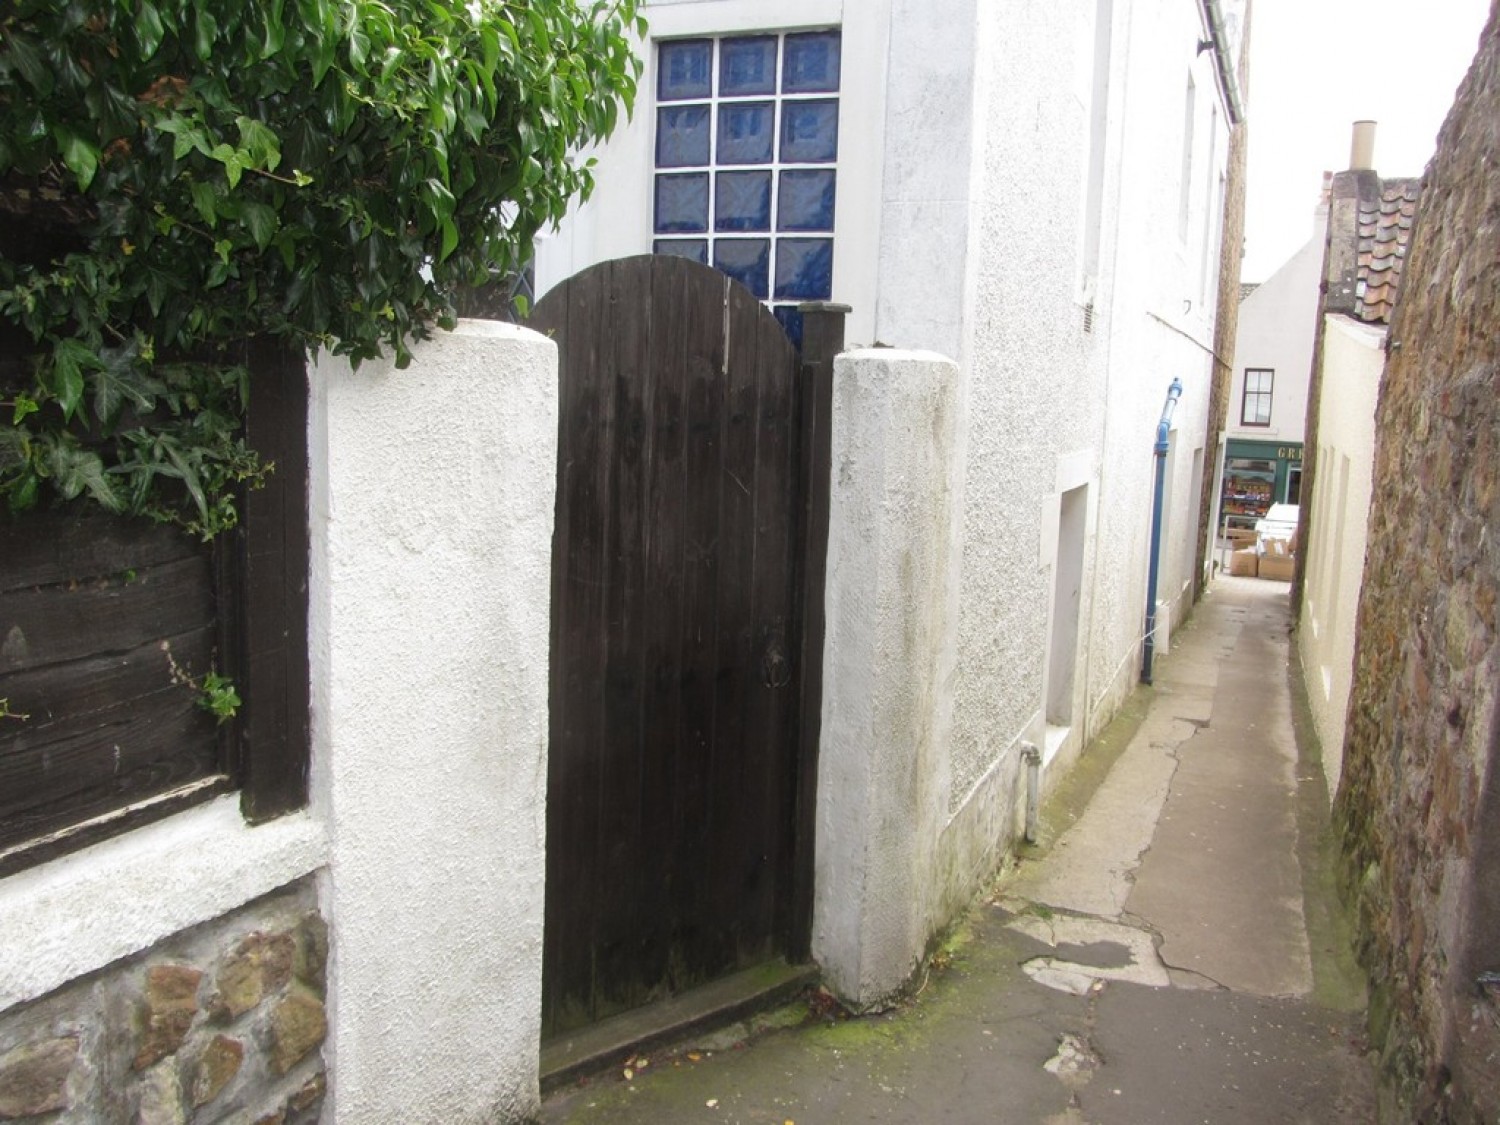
(531, 255), (842, 1036)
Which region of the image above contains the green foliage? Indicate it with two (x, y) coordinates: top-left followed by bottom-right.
(0, 0), (643, 533)
(198, 671), (241, 722)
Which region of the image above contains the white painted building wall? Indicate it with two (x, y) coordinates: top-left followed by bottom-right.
(1297, 315), (1384, 799)
(1227, 208), (1327, 444)
(535, 0), (1237, 999)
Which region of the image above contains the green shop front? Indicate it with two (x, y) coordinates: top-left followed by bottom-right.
(1219, 439), (1303, 531)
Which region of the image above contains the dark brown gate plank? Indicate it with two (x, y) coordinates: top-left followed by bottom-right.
(591, 256), (655, 1021)
(675, 265), (732, 984)
(632, 256), (693, 1006)
(539, 263), (616, 1031)
(743, 306), (802, 961)
(706, 284), (767, 967)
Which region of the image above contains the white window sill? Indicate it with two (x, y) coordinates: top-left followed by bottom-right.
(0, 796), (328, 1013)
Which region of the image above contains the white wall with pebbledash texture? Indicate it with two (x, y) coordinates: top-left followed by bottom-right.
(530, 0), (1243, 1007)
(308, 320), (558, 1123)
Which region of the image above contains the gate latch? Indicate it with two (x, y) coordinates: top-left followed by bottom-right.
(761, 636), (792, 689)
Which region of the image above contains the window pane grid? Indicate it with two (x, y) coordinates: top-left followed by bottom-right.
(1241, 368), (1273, 427)
(653, 29), (840, 341)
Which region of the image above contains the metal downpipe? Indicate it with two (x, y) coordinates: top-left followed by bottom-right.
(1141, 377), (1184, 685)
(1022, 742), (1042, 844)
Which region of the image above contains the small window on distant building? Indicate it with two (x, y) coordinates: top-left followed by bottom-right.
(1241, 368), (1273, 426)
(653, 30), (841, 345)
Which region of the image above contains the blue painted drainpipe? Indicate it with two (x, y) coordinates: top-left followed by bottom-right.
(1141, 377), (1184, 685)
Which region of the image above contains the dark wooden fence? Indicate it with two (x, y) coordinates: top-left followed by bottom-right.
(0, 339), (309, 875)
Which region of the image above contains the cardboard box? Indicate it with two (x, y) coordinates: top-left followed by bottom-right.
(1258, 554), (1294, 581)
(1261, 536), (1293, 558)
(1230, 548), (1259, 577)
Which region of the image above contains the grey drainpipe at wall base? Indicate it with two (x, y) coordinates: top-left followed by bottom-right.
(1022, 742), (1042, 844)
(1142, 377), (1184, 685)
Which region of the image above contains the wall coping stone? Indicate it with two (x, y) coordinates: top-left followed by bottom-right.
(0, 798), (326, 1013)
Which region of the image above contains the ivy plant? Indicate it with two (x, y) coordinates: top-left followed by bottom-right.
(0, 0), (643, 536)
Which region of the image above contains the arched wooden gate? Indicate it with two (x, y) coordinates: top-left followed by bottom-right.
(530, 256), (842, 1037)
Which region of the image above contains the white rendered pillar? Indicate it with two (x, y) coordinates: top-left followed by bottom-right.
(308, 321), (557, 1123)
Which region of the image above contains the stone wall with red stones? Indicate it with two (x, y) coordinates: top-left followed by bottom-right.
(1333, 5), (1500, 1120)
(0, 880), (326, 1123)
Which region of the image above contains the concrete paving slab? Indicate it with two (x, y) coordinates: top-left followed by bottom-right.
(1081, 979), (1373, 1123)
(1127, 584), (1313, 997)
(1007, 720), (1182, 918)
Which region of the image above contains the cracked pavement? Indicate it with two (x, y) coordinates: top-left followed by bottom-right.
(541, 578), (1375, 1124)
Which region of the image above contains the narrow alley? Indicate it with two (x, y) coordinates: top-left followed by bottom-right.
(541, 577), (1375, 1123)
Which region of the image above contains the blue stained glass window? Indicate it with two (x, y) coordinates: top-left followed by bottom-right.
(656, 105), (711, 167)
(774, 305), (805, 348)
(658, 40), (712, 101)
(716, 172), (772, 232)
(655, 173), (709, 233)
(783, 31), (841, 93)
(779, 100), (838, 163)
(774, 238), (833, 300)
(777, 170), (836, 231)
(717, 102), (774, 165)
(719, 36), (777, 95)
(654, 239), (709, 264)
(714, 239), (770, 299)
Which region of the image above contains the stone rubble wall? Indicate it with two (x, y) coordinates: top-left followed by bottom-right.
(1333, 4), (1500, 1120)
(0, 880), (326, 1124)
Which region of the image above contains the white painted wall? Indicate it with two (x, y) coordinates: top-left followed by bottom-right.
(814, 349), (960, 1008)
(1296, 315), (1384, 800)
(308, 322), (558, 1123)
(533, 0), (1240, 999)
(1227, 207), (1327, 442)
(891, 0), (1229, 938)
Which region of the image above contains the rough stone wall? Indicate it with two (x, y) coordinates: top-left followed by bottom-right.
(0, 880), (326, 1124)
(1333, 4), (1500, 1119)
(1195, 0), (1250, 596)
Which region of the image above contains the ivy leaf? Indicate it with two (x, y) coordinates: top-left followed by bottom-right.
(54, 128), (100, 191)
(51, 339), (100, 422)
(241, 202), (278, 250)
(136, 0), (166, 60)
(195, 8), (220, 59)
(190, 180), (219, 227)
(235, 116), (282, 172)
(46, 441), (123, 510)
(262, 0), (287, 57)
(5, 34), (54, 96)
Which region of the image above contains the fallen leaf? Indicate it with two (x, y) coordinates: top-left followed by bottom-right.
(687, 1052), (703, 1062)
(622, 1068), (634, 1081)
(706, 1098), (719, 1108)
